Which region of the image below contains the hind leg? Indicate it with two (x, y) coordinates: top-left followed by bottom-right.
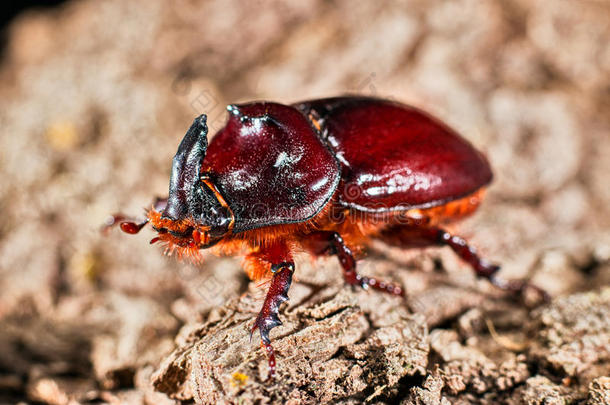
(377, 223), (549, 301)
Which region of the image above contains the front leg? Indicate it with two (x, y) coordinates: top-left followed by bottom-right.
(246, 240), (295, 380)
(250, 262), (293, 380)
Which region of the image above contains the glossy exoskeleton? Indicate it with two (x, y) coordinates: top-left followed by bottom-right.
(106, 96), (547, 379)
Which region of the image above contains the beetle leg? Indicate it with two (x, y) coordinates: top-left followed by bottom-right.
(377, 224), (549, 302)
(250, 262), (294, 380)
(306, 231), (404, 296)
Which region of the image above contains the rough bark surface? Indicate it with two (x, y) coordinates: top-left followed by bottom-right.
(1, 0), (609, 404)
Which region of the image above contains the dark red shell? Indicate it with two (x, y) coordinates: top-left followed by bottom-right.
(202, 102), (340, 233)
(295, 97), (493, 212)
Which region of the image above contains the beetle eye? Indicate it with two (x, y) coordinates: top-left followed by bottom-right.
(169, 227), (194, 238)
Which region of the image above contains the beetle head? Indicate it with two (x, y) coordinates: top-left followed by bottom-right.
(147, 114), (233, 259)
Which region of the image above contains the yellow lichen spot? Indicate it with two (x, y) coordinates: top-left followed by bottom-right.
(70, 251), (100, 284)
(230, 372), (249, 388)
(45, 120), (78, 151)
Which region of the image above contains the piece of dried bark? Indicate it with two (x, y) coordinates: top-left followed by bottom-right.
(517, 376), (577, 405)
(153, 287), (428, 404)
(587, 376), (610, 405)
(430, 329), (530, 396)
(402, 374), (451, 405)
(89, 292), (179, 389)
(528, 287), (610, 381)
(27, 376), (98, 405)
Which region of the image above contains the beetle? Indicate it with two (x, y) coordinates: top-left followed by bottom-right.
(106, 96), (547, 379)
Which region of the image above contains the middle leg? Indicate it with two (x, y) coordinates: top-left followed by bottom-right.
(306, 231), (404, 296)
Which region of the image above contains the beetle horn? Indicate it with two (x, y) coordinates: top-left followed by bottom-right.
(163, 114), (208, 220)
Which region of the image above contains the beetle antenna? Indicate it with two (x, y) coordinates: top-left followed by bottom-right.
(102, 214), (148, 235)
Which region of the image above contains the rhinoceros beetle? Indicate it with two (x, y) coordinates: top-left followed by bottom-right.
(106, 96), (548, 379)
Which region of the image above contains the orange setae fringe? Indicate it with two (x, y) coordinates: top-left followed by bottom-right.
(149, 189), (486, 280)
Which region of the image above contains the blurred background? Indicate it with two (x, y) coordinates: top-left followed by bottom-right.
(0, 0), (608, 403)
